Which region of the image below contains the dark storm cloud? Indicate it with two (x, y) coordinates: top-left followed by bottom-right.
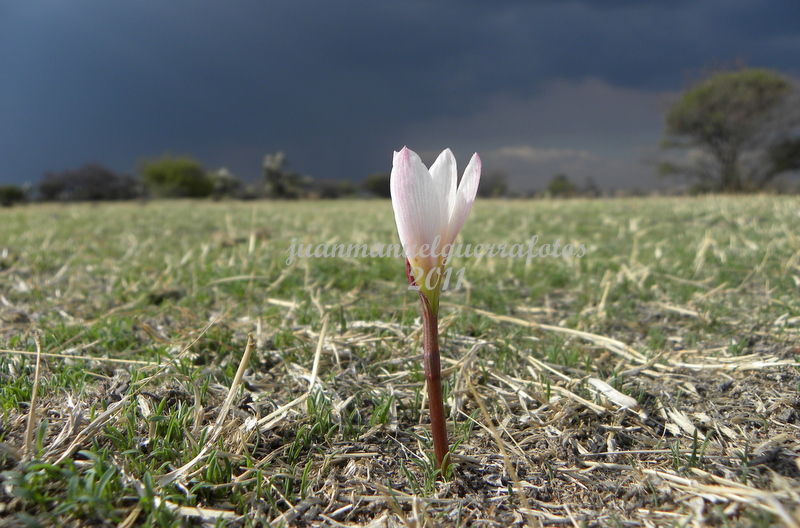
(0, 0), (798, 188)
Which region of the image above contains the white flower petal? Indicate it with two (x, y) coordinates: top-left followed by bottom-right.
(390, 147), (442, 265)
(428, 148), (456, 228)
(445, 152), (481, 246)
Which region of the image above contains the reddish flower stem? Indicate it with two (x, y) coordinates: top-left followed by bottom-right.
(420, 296), (450, 474)
(406, 259), (450, 474)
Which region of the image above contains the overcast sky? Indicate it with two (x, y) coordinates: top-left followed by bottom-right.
(1, 1), (798, 191)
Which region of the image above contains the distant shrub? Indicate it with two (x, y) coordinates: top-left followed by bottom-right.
(0, 185), (27, 206)
(262, 152), (311, 198)
(209, 168), (242, 199)
(547, 174), (577, 197)
(140, 156), (213, 198)
(362, 172), (390, 198)
(311, 179), (357, 199)
(478, 171), (509, 198)
(38, 164), (140, 202)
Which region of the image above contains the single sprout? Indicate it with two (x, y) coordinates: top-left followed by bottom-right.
(390, 147), (481, 473)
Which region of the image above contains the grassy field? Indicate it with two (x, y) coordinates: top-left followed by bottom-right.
(0, 196), (799, 527)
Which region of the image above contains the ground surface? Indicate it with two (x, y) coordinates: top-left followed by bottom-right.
(0, 196), (799, 527)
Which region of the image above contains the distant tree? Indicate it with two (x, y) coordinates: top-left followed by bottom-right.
(362, 172), (391, 198)
(38, 163), (140, 201)
(237, 184), (262, 201)
(581, 177), (601, 197)
(547, 174), (577, 197)
(38, 173), (65, 201)
(262, 151), (310, 198)
(338, 180), (357, 198)
(662, 68), (800, 192)
(478, 170), (508, 198)
(262, 151), (287, 194)
(0, 185), (27, 206)
(208, 168), (242, 199)
(311, 179), (357, 199)
(140, 156), (213, 198)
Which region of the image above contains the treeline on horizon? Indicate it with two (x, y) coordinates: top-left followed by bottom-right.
(0, 152), (625, 207)
(0, 153), (709, 209)
(2, 154), (797, 209)
(0, 154), (387, 206)
(0, 152), (515, 206)
(2, 66), (799, 207)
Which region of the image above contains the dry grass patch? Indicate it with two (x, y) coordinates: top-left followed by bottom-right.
(0, 196), (798, 527)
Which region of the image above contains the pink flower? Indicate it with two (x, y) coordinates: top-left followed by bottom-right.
(390, 147), (481, 308)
